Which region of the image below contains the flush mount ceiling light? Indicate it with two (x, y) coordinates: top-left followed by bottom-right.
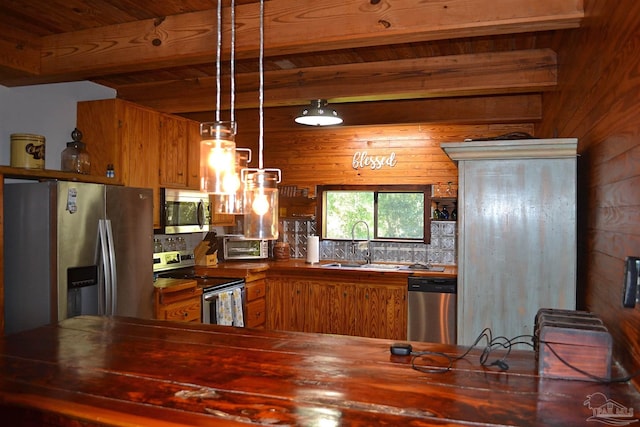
(295, 99), (343, 126)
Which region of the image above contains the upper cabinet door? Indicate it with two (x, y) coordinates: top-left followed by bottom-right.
(159, 114), (189, 188)
(186, 120), (202, 190)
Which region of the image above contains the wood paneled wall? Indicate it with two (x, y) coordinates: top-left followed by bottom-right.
(537, 0), (640, 385)
(235, 124), (533, 196)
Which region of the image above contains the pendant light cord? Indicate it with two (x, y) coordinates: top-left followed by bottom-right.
(258, 0), (265, 170)
(230, 0), (236, 123)
(215, 0), (222, 122)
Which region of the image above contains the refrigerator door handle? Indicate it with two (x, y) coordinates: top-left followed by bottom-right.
(97, 219), (111, 315)
(104, 219), (118, 315)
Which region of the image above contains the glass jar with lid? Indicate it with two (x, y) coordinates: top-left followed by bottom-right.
(61, 128), (91, 174)
(153, 238), (163, 253)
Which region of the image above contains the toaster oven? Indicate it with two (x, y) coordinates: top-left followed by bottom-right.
(221, 235), (269, 260)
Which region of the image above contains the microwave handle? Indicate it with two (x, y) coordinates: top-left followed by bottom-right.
(197, 200), (205, 229)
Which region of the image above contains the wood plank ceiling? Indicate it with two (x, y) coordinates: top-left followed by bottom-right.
(0, 0), (584, 129)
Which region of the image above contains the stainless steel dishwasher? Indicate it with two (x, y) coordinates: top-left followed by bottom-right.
(407, 276), (457, 343)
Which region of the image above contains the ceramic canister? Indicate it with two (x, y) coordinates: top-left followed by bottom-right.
(10, 133), (45, 169)
(274, 242), (290, 261)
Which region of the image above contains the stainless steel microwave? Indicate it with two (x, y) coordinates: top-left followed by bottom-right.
(160, 188), (211, 234)
(221, 235), (269, 260)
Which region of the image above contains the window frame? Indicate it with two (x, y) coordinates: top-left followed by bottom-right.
(315, 184), (432, 243)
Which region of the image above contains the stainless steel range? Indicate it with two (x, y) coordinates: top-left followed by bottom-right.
(153, 251), (246, 326)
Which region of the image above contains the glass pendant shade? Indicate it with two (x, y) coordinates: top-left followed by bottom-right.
(212, 148), (251, 214)
(243, 170), (279, 239)
(295, 99), (343, 126)
(199, 121), (237, 194)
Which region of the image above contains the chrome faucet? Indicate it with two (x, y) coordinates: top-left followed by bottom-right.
(351, 220), (371, 264)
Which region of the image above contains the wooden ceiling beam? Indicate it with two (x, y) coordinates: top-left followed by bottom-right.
(181, 94), (543, 130)
(117, 49), (556, 114)
(0, 0), (582, 85)
(0, 27), (41, 79)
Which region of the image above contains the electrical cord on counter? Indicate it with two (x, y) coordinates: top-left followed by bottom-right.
(404, 330), (640, 384)
(409, 328), (533, 374)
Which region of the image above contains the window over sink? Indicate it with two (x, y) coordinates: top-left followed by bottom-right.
(316, 184), (431, 243)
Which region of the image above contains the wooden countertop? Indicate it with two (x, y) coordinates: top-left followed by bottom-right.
(153, 277), (197, 289)
(194, 259), (457, 279)
(1, 316), (638, 426)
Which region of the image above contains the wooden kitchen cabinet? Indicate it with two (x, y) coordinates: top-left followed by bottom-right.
(77, 98), (161, 227)
(266, 276), (308, 332)
(357, 284), (407, 339)
(186, 120), (202, 190)
(77, 98), (200, 228)
(159, 113), (189, 188)
(267, 273), (407, 340)
(154, 278), (203, 323)
(244, 273), (267, 328)
(441, 139), (577, 346)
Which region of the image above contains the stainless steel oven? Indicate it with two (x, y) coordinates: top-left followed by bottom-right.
(201, 278), (246, 325)
(154, 251), (246, 326)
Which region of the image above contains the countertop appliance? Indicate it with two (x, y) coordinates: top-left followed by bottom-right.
(4, 181), (154, 334)
(160, 188), (211, 234)
(407, 276), (457, 344)
(154, 251), (245, 326)
(219, 235), (269, 260)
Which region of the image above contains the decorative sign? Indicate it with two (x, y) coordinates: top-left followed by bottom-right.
(352, 151), (397, 170)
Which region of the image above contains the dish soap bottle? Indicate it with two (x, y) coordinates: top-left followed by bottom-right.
(61, 128), (91, 174)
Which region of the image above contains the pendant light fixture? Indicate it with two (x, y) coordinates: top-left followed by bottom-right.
(295, 99), (343, 126)
(242, 0), (281, 240)
(213, 147), (251, 214)
(200, 0), (237, 196)
(208, 0), (253, 215)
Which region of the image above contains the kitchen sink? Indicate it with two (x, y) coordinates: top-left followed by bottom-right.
(321, 262), (404, 271)
(320, 262), (446, 272)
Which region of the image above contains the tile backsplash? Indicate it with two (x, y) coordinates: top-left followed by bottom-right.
(279, 218), (457, 265)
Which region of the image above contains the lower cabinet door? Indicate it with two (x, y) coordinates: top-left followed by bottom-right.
(160, 298), (201, 322)
(245, 298), (266, 328)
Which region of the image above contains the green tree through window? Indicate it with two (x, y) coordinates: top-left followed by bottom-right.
(317, 185), (431, 242)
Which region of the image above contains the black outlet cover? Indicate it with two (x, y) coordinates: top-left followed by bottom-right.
(623, 257), (639, 308)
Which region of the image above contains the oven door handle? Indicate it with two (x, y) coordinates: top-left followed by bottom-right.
(203, 293), (218, 303)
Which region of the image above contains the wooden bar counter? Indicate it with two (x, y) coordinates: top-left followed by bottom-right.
(1, 316), (639, 426)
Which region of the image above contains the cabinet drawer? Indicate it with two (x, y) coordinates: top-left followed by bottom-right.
(160, 298), (201, 322)
(246, 279), (266, 302)
(159, 285), (201, 305)
(245, 298), (266, 328)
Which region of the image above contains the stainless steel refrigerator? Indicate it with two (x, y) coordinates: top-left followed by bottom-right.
(4, 181), (154, 334)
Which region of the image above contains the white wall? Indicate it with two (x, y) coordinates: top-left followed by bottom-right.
(0, 82), (115, 170)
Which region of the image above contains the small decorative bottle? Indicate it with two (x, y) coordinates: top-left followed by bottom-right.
(61, 128), (91, 174)
(440, 205), (450, 220)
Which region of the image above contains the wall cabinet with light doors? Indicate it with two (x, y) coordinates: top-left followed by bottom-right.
(77, 98), (232, 228)
(441, 138), (578, 346)
(266, 271), (407, 340)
